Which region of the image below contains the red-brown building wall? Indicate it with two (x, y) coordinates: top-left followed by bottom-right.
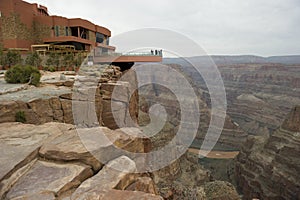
(0, 0), (112, 50)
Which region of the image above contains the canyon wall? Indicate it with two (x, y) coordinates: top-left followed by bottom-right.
(235, 106), (300, 200)
(138, 64), (247, 151)
(173, 62), (300, 136)
(219, 64), (300, 135)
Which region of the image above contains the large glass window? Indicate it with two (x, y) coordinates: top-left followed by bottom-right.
(55, 26), (59, 37)
(70, 27), (78, 37)
(96, 32), (105, 43)
(65, 27), (69, 36)
(79, 27), (89, 40)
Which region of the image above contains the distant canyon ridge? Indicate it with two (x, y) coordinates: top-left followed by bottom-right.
(164, 55), (300, 136)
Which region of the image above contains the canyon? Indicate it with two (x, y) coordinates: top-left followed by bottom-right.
(235, 106), (300, 199)
(0, 56), (299, 199)
(163, 57), (300, 199)
(0, 63), (240, 200)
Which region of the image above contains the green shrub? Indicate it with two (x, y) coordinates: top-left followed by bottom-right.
(74, 53), (84, 67)
(15, 111), (26, 123)
(30, 72), (41, 86)
(5, 65), (41, 86)
(3, 50), (22, 67)
(43, 66), (56, 72)
(46, 52), (60, 67)
(25, 51), (42, 67)
(63, 53), (74, 67)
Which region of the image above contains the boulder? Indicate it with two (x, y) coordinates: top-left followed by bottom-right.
(71, 156), (137, 199)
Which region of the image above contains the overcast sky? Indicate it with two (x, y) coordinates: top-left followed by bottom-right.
(26, 0), (300, 56)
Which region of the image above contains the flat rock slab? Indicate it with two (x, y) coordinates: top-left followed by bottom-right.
(0, 123), (72, 182)
(40, 127), (148, 172)
(0, 79), (25, 94)
(39, 127), (112, 172)
(7, 191), (56, 200)
(0, 123), (159, 199)
(0, 85), (71, 102)
(6, 160), (93, 200)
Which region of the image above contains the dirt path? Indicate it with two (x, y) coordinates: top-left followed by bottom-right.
(188, 148), (240, 159)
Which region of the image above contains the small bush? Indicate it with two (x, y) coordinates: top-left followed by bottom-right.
(74, 53), (84, 67)
(5, 65), (41, 86)
(3, 50), (22, 67)
(46, 52), (60, 67)
(25, 51), (42, 67)
(15, 111), (26, 123)
(43, 66), (56, 72)
(63, 53), (74, 67)
(30, 72), (41, 86)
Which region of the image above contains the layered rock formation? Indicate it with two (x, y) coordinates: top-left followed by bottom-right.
(0, 65), (138, 129)
(0, 63), (246, 199)
(235, 106), (300, 200)
(0, 65), (160, 199)
(198, 64), (300, 136)
(131, 64), (241, 199)
(0, 122), (162, 200)
(173, 61), (300, 136)
(219, 64), (300, 135)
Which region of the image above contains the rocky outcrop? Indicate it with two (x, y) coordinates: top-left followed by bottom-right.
(71, 156), (137, 199)
(235, 106), (300, 200)
(0, 86), (71, 124)
(0, 65), (139, 129)
(0, 122), (160, 199)
(70, 156), (162, 200)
